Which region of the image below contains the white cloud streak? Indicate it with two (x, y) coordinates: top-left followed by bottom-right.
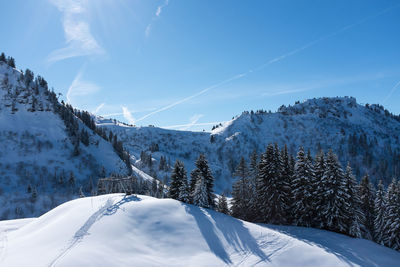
(48, 0), (104, 63)
(66, 69), (100, 104)
(162, 121), (227, 130)
(99, 112), (124, 117)
(122, 106), (135, 125)
(92, 102), (105, 114)
(137, 4), (399, 123)
(156, 0), (169, 17)
(135, 73), (246, 123)
(145, 0), (169, 37)
(180, 114), (203, 130)
(261, 73), (387, 97)
(383, 80), (400, 103)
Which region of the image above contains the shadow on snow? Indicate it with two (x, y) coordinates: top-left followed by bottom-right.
(266, 224), (400, 267)
(184, 204), (269, 265)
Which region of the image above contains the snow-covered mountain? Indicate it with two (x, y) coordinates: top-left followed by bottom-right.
(2, 55), (400, 220)
(98, 97), (400, 193)
(0, 61), (129, 219)
(1, 193), (399, 266)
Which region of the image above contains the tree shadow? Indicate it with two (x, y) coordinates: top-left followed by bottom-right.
(266, 224), (400, 267)
(184, 204), (269, 265)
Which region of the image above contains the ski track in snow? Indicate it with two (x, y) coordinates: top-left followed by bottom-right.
(48, 198), (115, 267)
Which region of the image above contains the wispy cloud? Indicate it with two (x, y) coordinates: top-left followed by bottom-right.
(180, 114), (203, 130)
(135, 73), (246, 123)
(162, 121), (227, 130)
(145, 0), (169, 38)
(99, 112), (124, 117)
(92, 102), (105, 114)
(122, 106), (135, 125)
(156, 0), (169, 17)
(66, 68), (100, 104)
(137, 4), (399, 123)
(383, 80), (400, 103)
(48, 0), (104, 63)
(261, 73), (388, 97)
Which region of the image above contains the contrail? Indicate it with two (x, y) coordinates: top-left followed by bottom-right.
(136, 73), (246, 122)
(162, 121), (229, 129)
(136, 4), (400, 123)
(383, 80), (400, 103)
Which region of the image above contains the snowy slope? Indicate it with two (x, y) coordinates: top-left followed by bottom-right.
(0, 61), (128, 219)
(98, 97), (400, 193)
(1, 194), (399, 266)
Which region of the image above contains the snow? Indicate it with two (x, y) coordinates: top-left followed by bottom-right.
(98, 96), (400, 193)
(1, 194), (399, 266)
(0, 60), (128, 219)
(131, 165), (155, 182)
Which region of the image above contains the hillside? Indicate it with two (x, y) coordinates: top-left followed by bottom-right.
(1, 194), (399, 266)
(0, 61), (129, 219)
(98, 97), (400, 193)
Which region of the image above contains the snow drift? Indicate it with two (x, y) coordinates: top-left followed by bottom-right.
(1, 194), (399, 266)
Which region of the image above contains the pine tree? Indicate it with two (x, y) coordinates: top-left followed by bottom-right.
(157, 181), (164, 198)
(7, 56), (15, 68)
(313, 150), (325, 228)
(231, 157), (250, 220)
(319, 150), (348, 234)
(191, 154), (215, 209)
(359, 173), (375, 240)
(292, 146), (314, 227)
(169, 160), (187, 200)
(0, 52), (6, 63)
(192, 174), (209, 208)
(189, 169), (199, 199)
(178, 175), (190, 203)
(256, 144), (287, 224)
(27, 184), (32, 194)
(68, 172), (75, 187)
(374, 180), (386, 244)
(383, 179), (400, 250)
(79, 186), (85, 198)
(217, 194), (230, 215)
(280, 144), (293, 223)
(247, 150), (258, 221)
(344, 163), (364, 238)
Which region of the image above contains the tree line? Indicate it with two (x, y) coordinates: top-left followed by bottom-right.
(168, 144), (400, 252)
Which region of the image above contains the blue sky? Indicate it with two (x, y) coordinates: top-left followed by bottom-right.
(1, 0), (399, 131)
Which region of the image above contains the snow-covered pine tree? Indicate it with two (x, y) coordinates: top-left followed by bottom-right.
(79, 186), (85, 198)
(169, 160), (187, 200)
(256, 143), (287, 224)
(374, 180), (386, 244)
(191, 154), (215, 209)
(192, 174), (209, 208)
(280, 144), (292, 223)
(313, 150), (326, 228)
(157, 181), (164, 198)
(320, 150), (348, 234)
(292, 146), (314, 227)
(217, 194), (230, 215)
(344, 163), (364, 238)
(231, 157), (250, 220)
(359, 173), (375, 240)
(383, 179), (400, 250)
(178, 176), (190, 203)
(189, 169), (200, 200)
(247, 150), (259, 221)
